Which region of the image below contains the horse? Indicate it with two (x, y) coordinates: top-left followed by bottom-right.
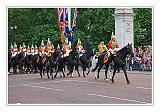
(92, 43), (133, 84)
(66, 48), (80, 78)
(79, 42), (94, 77)
(46, 51), (58, 79)
(39, 54), (47, 78)
(25, 54), (33, 73)
(32, 54), (39, 74)
(54, 49), (66, 78)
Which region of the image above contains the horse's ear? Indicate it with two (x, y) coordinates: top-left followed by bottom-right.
(128, 43), (129, 46)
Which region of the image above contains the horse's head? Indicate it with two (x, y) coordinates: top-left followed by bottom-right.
(126, 43), (133, 55)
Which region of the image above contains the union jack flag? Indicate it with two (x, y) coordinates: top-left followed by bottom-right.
(72, 8), (77, 32)
(57, 8), (64, 32)
(64, 8), (70, 34)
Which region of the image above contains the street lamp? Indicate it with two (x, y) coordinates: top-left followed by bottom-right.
(10, 25), (17, 30)
(10, 22), (17, 42)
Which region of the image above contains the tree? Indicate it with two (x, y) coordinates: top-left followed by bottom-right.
(8, 8), (152, 49)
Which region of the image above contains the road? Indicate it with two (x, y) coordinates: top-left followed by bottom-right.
(8, 70), (152, 104)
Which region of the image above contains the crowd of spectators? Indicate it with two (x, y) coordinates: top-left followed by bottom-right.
(126, 45), (152, 71)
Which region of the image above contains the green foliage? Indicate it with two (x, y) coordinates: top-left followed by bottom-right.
(133, 8), (152, 47)
(8, 8), (152, 49)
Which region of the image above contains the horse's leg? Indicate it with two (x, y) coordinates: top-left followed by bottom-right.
(71, 69), (74, 78)
(96, 64), (103, 79)
(46, 65), (50, 79)
(54, 67), (58, 78)
(43, 65), (45, 76)
(40, 67), (42, 78)
(122, 67), (130, 84)
(105, 64), (109, 81)
(82, 65), (86, 77)
(77, 67), (80, 77)
(62, 69), (65, 77)
(111, 68), (116, 83)
(67, 70), (71, 76)
(50, 65), (54, 79)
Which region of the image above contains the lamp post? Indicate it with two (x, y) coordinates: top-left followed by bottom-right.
(10, 21), (17, 42)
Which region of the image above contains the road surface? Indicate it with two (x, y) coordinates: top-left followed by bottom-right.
(8, 70), (152, 104)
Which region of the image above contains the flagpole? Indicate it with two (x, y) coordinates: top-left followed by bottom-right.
(68, 8), (71, 48)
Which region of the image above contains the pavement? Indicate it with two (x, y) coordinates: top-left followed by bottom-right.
(8, 70), (152, 105)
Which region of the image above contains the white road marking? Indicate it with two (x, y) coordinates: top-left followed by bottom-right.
(136, 87), (152, 90)
(9, 80), (151, 91)
(73, 80), (107, 85)
(86, 93), (149, 104)
(9, 84), (63, 91)
(24, 85), (63, 91)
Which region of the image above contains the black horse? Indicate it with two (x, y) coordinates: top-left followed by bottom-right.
(32, 54), (39, 74)
(39, 54), (47, 78)
(92, 43), (133, 84)
(79, 42), (94, 77)
(46, 51), (58, 79)
(66, 48), (80, 77)
(54, 49), (66, 78)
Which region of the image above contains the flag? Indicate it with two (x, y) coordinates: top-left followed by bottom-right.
(57, 8), (64, 32)
(64, 8), (71, 34)
(72, 8), (77, 32)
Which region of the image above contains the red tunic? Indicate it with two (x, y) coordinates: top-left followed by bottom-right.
(107, 41), (119, 50)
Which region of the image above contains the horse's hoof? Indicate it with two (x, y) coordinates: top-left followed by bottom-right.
(63, 75), (65, 77)
(112, 80), (114, 83)
(127, 81), (130, 85)
(54, 76), (56, 78)
(95, 77), (97, 80)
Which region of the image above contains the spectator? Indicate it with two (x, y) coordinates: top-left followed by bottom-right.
(126, 45), (152, 71)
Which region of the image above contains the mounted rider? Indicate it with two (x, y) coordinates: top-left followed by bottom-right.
(10, 43), (13, 53)
(27, 45), (31, 55)
(98, 39), (108, 55)
(98, 39), (108, 63)
(76, 38), (85, 57)
(46, 38), (53, 57)
(18, 45), (22, 54)
(22, 43), (27, 57)
(107, 33), (119, 56)
(51, 44), (55, 53)
(40, 40), (47, 56)
(62, 41), (72, 57)
(31, 44), (35, 56)
(34, 45), (39, 55)
(12, 42), (18, 57)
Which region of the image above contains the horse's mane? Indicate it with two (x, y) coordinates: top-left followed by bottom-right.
(117, 45), (127, 53)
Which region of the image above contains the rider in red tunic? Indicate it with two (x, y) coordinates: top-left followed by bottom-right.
(107, 34), (119, 55)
